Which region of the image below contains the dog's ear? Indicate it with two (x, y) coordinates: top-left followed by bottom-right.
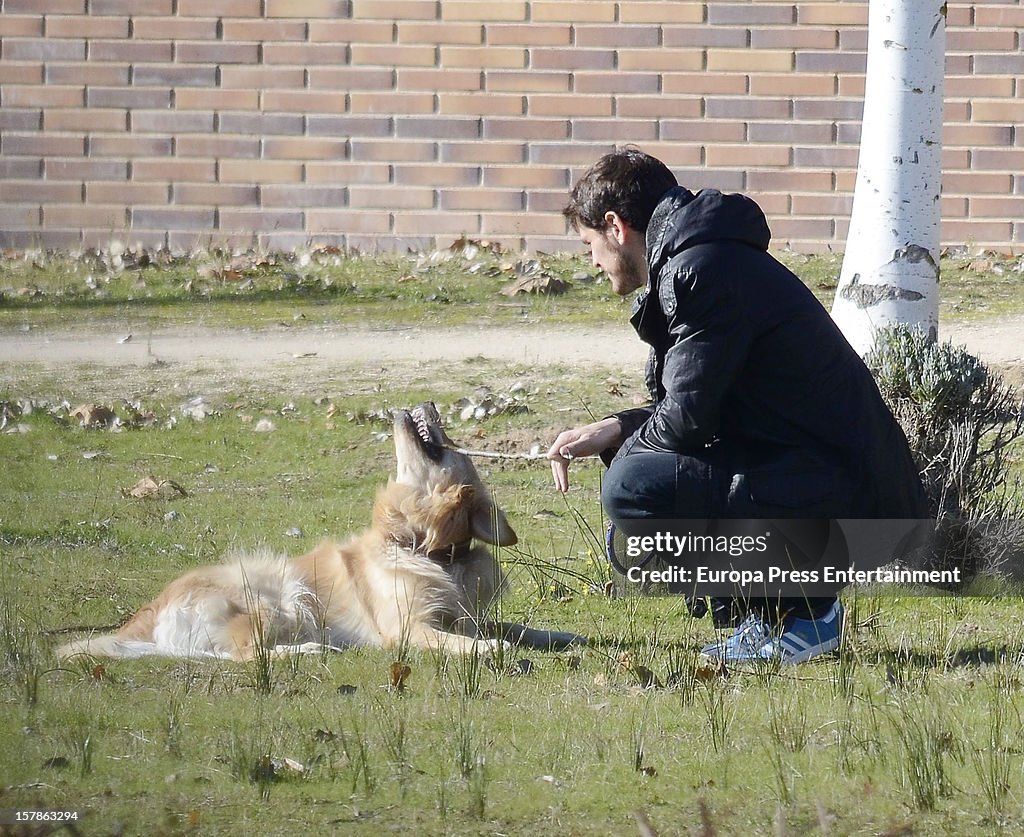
(470, 498), (517, 547)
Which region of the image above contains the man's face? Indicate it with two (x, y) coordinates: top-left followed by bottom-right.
(578, 214), (648, 296)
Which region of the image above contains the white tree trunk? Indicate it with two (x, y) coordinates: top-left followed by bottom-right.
(830, 0), (946, 356)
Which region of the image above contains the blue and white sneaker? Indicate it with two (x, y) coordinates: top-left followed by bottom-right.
(700, 599), (843, 666)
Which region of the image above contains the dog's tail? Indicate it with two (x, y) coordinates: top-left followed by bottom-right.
(56, 634), (160, 660)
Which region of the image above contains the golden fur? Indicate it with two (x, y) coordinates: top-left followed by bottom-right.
(57, 403), (518, 661)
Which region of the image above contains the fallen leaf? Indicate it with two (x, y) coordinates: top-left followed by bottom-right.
(694, 657), (728, 682)
(71, 403), (117, 428)
(123, 476), (188, 500)
(500, 274), (569, 296)
(389, 661), (411, 693)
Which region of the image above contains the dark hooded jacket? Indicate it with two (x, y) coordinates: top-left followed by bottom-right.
(611, 186), (928, 519)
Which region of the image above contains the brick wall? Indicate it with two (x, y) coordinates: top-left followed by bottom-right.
(0, 1), (1021, 254)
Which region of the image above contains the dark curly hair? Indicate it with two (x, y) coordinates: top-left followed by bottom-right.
(563, 147), (678, 233)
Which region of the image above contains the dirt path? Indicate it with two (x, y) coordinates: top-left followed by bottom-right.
(2, 314), (1022, 392)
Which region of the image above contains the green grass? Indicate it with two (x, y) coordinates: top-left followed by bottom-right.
(3, 373), (1024, 835)
(2, 247), (1024, 834)
(4, 245), (1023, 334)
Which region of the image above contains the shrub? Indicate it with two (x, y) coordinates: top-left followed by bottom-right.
(866, 323), (1024, 579)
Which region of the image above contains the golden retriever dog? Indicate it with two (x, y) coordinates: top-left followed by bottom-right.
(58, 403), (583, 661)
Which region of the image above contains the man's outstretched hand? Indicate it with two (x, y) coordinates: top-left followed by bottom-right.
(546, 417), (623, 493)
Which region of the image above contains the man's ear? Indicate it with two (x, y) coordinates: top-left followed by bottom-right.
(603, 211), (629, 245)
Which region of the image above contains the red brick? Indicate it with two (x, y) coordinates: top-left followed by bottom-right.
(0, 206), (42, 228)
(350, 185), (434, 209)
(750, 27), (838, 50)
(486, 70), (568, 93)
(351, 44), (436, 66)
(616, 96), (703, 118)
(221, 20), (308, 41)
(943, 172), (1012, 195)
(531, 48), (614, 71)
(177, 136), (261, 158)
(797, 3), (866, 26)
(398, 22), (481, 45)
(975, 6), (1024, 27)
(3, 85), (83, 107)
(394, 116), (481, 139)
(220, 113), (304, 135)
(529, 94), (611, 117)
(481, 211), (564, 235)
(87, 182), (170, 204)
(262, 137), (349, 160)
(394, 164), (478, 186)
(482, 117), (567, 140)
(45, 205), (127, 228)
(532, 1), (614, 23)
(173, 183), (259, 207)
(751, 73), (836, 97)
(0, 15), (41, 36)
(91, 0), (171, 12)
(261, 90), (349, 114)
(87, 87), (171, 108)
(620, 2), (704, 24)
(176, 0), (259, 14)
(350, 92), (436, 114)
(266, 0), (350, 17)
(220, 160), (303, 182)
(307, 209), (391, 234)
(130, 110), (214, 133)
(575, 72), (659, 94)
(306, 162), (391, 184)
(219, 209), (304, 232)
(308, 67), (396, 91)
(0, 110), (42, 129)
(969, 196), (1024, 218)
(176, 43), (259, 64)
(307, 115), (391, 136)
(46, 63), (128, 85)
(89, 135), (173, 156)
(350, 139), (436, 162)
(441, 46), (526, 68)
(574, 26), (660, 49)
(573, 118), (659, 142)
(397, 68), (481, 91)
(176, 89), (259, 111)
(220, 67), (306, 89)
(483, 166), (566, 188)
(440, 93), (525, 116)
(393, 211), (478, 234)
(440, 141), (525, 164)
(131, 65), (216, 87)
(0, 63), (44, 84)
(442, 2), (526, 21)
(133, 18), (217, 39)
(351, 1), (438, 20)
(0, 181), (82, 203)
(262, 43), (349, 64)
(485, 24), (570, 46)
(309, 21), (396, 42)
(3, 133), (84, 157)
(260, 185), (346, 208)
(3, 38), (85, 61)
(944, 124), (1014, 147)
(90, 40), (173, 63)
(46, 109), (127, 132)
(45, 16), (127, 38)
(662, 72), (747, 95)
(529, 143), (614, 164)
(132, 207), (215, 230)
(133, 159), (215, 182)
(747, 170), (833, 193)
(440, 189), (522, 211)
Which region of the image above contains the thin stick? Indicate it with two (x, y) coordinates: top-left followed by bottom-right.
(448, 445), (548, 461)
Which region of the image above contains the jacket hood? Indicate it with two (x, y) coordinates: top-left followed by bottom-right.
(646, 186), (772, 276)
